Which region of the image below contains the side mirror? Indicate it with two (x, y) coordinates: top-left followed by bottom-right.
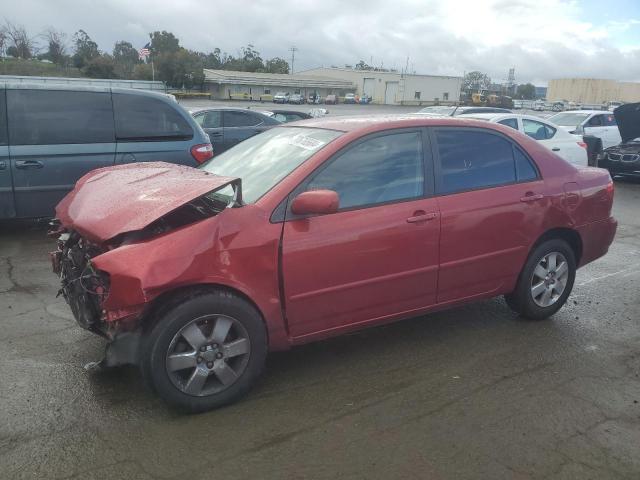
(291, 190), (339, 216)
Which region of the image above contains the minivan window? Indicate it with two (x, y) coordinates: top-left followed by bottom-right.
(0, 91), (7, 146)
(436, 129), (516, 194)
(307, 131), (424, 209)
(113, 93), (192, 141)
(202, 127), (341, 203)
(7, 89), (114, 145)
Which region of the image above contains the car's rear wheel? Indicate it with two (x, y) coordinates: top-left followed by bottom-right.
(141, 291), (267, 413)
(505, 239), (576, 320)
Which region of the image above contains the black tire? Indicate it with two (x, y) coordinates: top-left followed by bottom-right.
(141, 290), (267, 413)
(505, 239), (576, 320)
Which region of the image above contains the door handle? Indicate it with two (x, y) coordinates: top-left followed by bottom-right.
(520, 192), (544, 202)
(15, 160), (44, 169)
(208, 132), (223, 138)
(407, 211), (438, 223)
(551, 147), (560, 151)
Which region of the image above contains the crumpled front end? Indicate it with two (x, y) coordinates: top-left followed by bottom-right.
(50, 226), (113, 336)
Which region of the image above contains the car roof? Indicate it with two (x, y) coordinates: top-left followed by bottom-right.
(289, 114), (523, 134)
(189, 106), (266, 114)
(553, 110), (602, 115)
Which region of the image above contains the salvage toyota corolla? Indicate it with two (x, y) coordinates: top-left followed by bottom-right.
(50, 116), (617, 412)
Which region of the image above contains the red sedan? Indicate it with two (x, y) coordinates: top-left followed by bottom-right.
(51, 115), (617, 412)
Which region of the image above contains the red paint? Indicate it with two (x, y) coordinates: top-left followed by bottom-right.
(55, 116), (617, 351)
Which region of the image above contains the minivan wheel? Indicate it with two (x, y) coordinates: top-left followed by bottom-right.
(141, 291), (267, 413)
(505, 239), (576, 320)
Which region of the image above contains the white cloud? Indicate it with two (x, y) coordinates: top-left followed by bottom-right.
(3, 0), (640, 85)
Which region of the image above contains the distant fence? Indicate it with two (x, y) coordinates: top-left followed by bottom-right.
(0, 75), (166, 92)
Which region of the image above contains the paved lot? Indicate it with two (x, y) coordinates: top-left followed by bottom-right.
(1, 179), (639, 479)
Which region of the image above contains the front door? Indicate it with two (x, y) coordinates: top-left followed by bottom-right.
(281, 129), (440, 339)
(7, 88), (116, 219)
(432, 127), (545, 303)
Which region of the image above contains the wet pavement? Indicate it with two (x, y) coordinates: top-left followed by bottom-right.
(1, 180), (639, 479)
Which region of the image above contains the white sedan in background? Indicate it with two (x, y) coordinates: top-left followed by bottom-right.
(464, 113), (588, 167)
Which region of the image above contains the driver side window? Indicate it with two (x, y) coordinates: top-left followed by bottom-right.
(306, 131), (424, 210)
(588, 115), (604, 127)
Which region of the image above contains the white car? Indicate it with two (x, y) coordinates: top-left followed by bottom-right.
(465, 113), (588, 166)
(547, 110), (621, 150)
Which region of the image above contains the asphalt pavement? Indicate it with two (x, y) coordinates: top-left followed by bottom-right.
(1, 177), (639, 479)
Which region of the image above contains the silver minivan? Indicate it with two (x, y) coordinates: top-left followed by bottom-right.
(0, 83), (212, 219)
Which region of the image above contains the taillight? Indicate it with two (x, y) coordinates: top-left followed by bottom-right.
(577, 141), (587, 149)
(606, 180), (614, 198)
(191, 143), (214, 164)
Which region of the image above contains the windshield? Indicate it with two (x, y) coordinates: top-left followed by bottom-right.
(201, 127), (342, 203)
(548, 112), (590, 126)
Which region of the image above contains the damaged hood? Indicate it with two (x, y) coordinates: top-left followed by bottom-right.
(56, 162), (239, 243)
(614, 102), (640, 143)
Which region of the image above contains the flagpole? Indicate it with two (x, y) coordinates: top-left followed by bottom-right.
(151, 56), (155, 82)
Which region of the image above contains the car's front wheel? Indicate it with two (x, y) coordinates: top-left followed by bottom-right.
(505, 239), (576, 320)
(141, 290), (267, 413)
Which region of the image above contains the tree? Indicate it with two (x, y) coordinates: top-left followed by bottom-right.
(132, 63), (153, 80)
(0, 29), (7, 59)
(150, 30), (180, 54)
(265, 57), (289, 74)
(113, 41), (139, 78)
(516, 83), (536, 100)
(72, 30), (99, 68)
(463, 71), (491, 94)
(355, 60), (373, 70)
(3, 22), (36, 59)
(43, 29), (68, 65)
(83, 54), (116, 78)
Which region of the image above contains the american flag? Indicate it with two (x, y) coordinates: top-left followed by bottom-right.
(138, 44), (151, 60)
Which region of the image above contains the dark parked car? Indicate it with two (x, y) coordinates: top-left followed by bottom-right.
(263, 110), (313, 123)
(191, 107), (280, 154)
(600, 102), (640, 178)
(0, 83), (211, 220)
(51, 115), (616, 412)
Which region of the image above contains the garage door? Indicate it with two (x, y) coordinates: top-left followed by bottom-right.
(363, 78), (375, 97)
(385, 82), (399, 104)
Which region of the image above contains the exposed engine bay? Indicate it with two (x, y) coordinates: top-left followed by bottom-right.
(50, 228), (110, 335)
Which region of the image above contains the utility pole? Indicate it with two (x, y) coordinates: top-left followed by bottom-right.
(289, 46), (298, 75)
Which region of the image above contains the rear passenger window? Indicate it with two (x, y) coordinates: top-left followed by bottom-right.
(603, 114), (617, 126)
(113, 93), (192, 141)
(307, 131), (424, 209)
(195, 111), (222, 129)
(0, 91), (7, 146)
(498, 118), (518, 130)
(436, 129), (516, 194)
(224, 111), (262, 127)
(514, 147), (538, 182)
(523, 119), (555, 140)
(7, 89), (114, 145)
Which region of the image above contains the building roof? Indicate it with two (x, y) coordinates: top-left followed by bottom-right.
(203, 69), (355, 89)
(300, 67), (462, 80)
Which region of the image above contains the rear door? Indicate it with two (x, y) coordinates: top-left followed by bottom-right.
(222, 111), (271, 152)
(583, 114), (621, 149)
(113, 92), (196, 166)
(0, 86), (13, 219)
(7, 88), (116, 218)
(193, 110), (224, 153)
(282, 129), (440, 338)
(433, 127), (545, 303)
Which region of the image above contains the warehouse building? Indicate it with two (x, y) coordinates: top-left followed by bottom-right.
(203, 68), (462, 105)
(548, 78), (640, 104)
(203, 69), (355, 101)
(301, 67), (462, 105)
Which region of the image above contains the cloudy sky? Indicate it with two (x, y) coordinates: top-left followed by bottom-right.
(5, 0), (640, 85)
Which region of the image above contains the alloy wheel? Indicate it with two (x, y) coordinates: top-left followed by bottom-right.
(530, 252), (569, 307)
(165, 314), (250, 397)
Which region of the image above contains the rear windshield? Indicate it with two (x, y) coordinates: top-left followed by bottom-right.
(548, 112), (590, 127)
(201, 127), (342, 203)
